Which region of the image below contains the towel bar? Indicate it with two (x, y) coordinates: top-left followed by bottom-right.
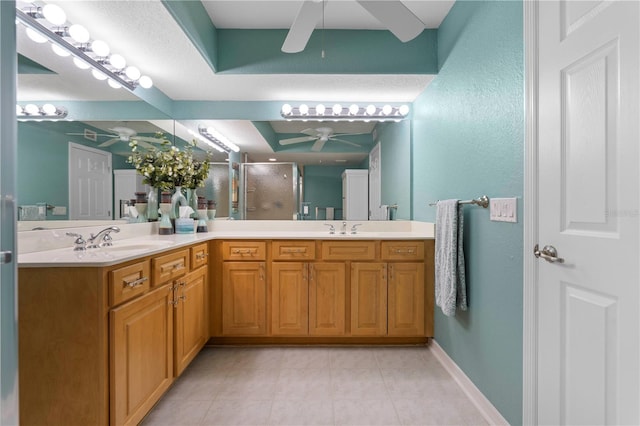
(429, 195), (489, 208)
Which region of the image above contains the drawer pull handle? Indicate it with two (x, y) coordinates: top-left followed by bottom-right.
(173, 263), (185, 271)
(393, 249), (415, 254)
(125, 276), (148, 288)
(196, 253), (208, 260)
(282, 248), (306, 254)
(232, 248), (257, 256)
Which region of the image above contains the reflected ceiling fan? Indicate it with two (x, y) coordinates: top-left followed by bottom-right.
(279, 127), (365, 152)
(68, 126), (164, 149)
(282, 0), (425, 53)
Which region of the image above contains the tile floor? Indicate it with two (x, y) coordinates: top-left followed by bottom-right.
(142, 345), (487, 426)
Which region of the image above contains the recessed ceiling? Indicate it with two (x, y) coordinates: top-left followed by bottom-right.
(15, 0), (453, 163)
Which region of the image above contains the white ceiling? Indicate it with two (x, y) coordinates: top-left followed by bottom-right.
(16, 0), (454, 164)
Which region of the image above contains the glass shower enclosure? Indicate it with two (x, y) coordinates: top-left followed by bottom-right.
(241, 163), (300, 220)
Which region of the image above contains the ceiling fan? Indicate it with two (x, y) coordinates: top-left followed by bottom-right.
(282, 0), (425, 53)
(279, 127), (365, 152)
(68, 126), (164, 149)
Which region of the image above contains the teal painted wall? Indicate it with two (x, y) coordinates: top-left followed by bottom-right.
(412, 1), (524, 424)
(303, 166), (349, 220)
(375, 121), (411, 220)
(17, 122), (133, 220)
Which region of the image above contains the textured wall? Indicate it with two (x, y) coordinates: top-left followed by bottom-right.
(375, 121), (412, 220)
(412, 1), (524, 423)
(303, 165), (349, 220)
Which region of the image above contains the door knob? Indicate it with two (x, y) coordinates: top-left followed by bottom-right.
(534, 244), (565, 264)
(0, 251), (12, 264)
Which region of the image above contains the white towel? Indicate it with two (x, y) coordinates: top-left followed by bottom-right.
(435, 199), (467, 316)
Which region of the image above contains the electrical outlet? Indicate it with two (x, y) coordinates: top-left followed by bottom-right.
(490, 198), (517, 223)
(52, 206), (67, 216)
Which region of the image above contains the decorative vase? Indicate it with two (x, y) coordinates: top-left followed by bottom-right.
(146, 186), (159, 221)
(170, 186), (187, 219)
(186, 188), (199, 219)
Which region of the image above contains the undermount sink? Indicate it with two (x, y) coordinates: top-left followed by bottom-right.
(103, 240), (174, 252)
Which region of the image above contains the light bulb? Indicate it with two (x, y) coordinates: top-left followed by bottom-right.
(91, 69), (108, 80)
(42, 4), (66, 26)
(26, 28), (47, 43)
(299, 104), (309, 115)
(315, 104), (325, 115)
(124, 66), (141, 80)
(109, 54), (126, 70)
(16, 105), (24, 116)
(107, 79), (122, 89)
(51, 44), (70, 57)
(382, 105), (393, 115)
(366, 104), (376, 115)
(332, 104), (343, 115)
(73, 57), (90, 70)
(41, 104), (57, 115)
(69, 24), (90, 43)
(91, 40), (110, 57)
(399, 104), (410, 116)
(24, 104), (40, 115)
(281, 104), (292, 115)
(138, 75), (153, 89)
(349, 104), (359, 115)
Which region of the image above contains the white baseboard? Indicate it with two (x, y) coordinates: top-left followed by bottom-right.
(429, 340), (510, 426)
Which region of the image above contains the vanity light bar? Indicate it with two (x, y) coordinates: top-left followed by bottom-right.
(189, 127), (241, 154)
(16, 103), (67, 121)
(280, 103), (410, 121)
(16, 5), (152, 91)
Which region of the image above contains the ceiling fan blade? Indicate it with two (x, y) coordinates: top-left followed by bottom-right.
(98, 137), (120, 147)
(281, 0), (323, 53)
(300, 128), (320, 136)
(136, 140), (156, 150)
(311, 138), (327, 152)
(332, 132), (371, 137)
(135, 136), (165, 144)
(330, 138), (362, 147)
(357, 0), (424, 42)
(279, 136), (317, 145)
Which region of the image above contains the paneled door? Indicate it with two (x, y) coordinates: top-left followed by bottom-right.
(0, 1), (18, 423)
(69, 142), (112, 219)
(537, 1), (639, 424)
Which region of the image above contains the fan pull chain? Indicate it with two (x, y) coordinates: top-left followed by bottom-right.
(321, 0), (325, 59)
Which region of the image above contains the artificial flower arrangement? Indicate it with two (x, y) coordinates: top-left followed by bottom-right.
(127, 133), (210, 190)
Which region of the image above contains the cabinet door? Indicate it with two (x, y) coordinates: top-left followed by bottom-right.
(222, 262), (266, 335)
(309, 262), (346, 336)
(351, 263), (387, 336)
(111, 285), (174, 426)
(272, 262), (309, 335)
(388, 263), (425, 336)
(174, 266), (208, 376)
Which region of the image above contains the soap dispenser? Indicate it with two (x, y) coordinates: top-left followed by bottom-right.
(158, 209), (173, 235)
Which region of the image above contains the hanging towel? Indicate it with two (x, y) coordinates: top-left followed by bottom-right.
(435, 199), (467, 316)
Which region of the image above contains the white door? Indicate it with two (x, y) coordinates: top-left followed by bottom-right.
(69, 142), (113, 220)
(369, 142), (382, 220)
(537, 1), (639, 424)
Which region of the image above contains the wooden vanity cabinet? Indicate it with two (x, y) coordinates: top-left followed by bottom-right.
(221, 241), (267, 335)
(19, 242), (209, 426)
(271, 241), (346, 337)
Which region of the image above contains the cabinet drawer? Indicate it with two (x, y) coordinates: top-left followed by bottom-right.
(272, 241), (316, 260)
(190, 243), (209, 270)
(321, 241), (376, 260)
(381, 241), (425, 261)
(152, 249), (189, 287)
(109, 260), (151, 306)
(222, 241), (266, 261)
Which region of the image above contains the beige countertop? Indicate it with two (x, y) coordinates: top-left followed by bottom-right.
(18, 220), (435, 268)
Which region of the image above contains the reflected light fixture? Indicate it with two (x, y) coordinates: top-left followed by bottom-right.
(16, 103), (68, 120)
(16, 4), (153, 91)
(188, 127), (240, 154)
(281, 103), (410, 121)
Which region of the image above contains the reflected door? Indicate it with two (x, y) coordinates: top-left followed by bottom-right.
(69, 142), (113, 220)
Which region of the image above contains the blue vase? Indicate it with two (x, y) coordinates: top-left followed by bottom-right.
(170, 186), (187, 219)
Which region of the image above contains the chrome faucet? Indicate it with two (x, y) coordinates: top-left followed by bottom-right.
(66, 232), (86, 251)
(324, 223), (335, 234)
(350, 223), (362, 234)
(87, 226), (120, 248)
(340, 221), (347, 235)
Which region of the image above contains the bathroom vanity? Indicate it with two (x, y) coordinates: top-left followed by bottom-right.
(17, 221), (434, 425)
